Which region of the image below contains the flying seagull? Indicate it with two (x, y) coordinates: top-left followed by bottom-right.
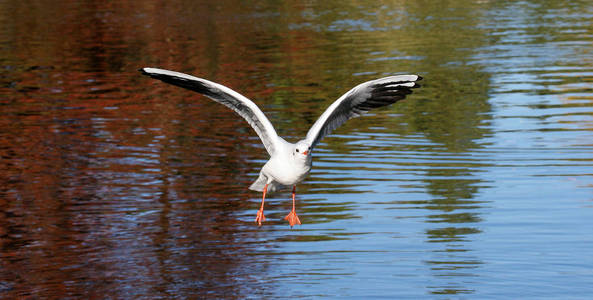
(140, 67), (422, 227)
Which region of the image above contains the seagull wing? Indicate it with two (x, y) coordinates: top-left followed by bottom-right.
(305, 75), (422, 148)
(141, 67), (280, 156)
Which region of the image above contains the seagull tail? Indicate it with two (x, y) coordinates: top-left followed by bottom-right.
(249, 174), (284, 193)
(249, 175), (267, 192)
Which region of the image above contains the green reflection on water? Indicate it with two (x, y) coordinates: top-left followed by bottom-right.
(2, 0), (593, 298)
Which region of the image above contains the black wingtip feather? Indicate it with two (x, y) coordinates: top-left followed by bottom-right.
(139, 68), (215, 96)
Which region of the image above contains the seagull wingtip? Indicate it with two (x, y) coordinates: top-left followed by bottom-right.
(140, 67), (160, 75)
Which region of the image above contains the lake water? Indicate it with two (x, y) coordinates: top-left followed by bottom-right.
(1, 0), (592, 298)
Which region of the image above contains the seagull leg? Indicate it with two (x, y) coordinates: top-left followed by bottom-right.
(255, 184), (267, 226)
(284, 185), (301, 227)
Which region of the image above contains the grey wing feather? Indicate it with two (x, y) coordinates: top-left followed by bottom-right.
(305, 75), (422, 148)
(141, 67), (279, 155)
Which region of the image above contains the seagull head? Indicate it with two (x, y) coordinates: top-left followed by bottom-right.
(294, 141), (311, 157)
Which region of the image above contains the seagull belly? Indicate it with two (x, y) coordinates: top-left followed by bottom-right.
(263, 158), (311, 186)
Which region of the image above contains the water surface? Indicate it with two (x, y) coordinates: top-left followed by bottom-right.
(1, 0), (593, 298)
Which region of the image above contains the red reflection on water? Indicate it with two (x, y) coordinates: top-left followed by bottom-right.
(0, 0), (309, 298)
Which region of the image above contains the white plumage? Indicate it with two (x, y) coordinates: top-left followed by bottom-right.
(141, 67), (421, 227)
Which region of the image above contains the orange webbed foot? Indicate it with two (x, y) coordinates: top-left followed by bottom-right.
(284, 210), (301, 228)
(255, 209), (266, 226)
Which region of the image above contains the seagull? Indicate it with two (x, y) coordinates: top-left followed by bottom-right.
(140, 67), (422, 227)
